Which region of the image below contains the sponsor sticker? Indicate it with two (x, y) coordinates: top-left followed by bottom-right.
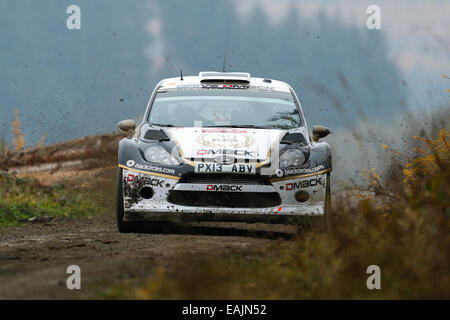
(201, 128), (248, 134)
(196, 149), (256, 157)
(125, 160), (176, 175)
(283, 165), (325, 176)
(206, 184), (243, 192)
(201, 83), (249, 89)
(126, 173), (164, 187)
(195, 163), (256, 174)
(196, 134), (256, 149)
(286, 178), (322, 191)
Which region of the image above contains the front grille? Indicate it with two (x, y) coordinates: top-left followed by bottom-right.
(167, 191), (281, 208)
(179, 173), (271, 185)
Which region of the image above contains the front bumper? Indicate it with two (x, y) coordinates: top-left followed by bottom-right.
(122, 168), (329, 224)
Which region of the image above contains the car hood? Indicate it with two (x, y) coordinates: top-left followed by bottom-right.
(166, 127), (285, 161)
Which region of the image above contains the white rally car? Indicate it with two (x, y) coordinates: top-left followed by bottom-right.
(116, 72), (332, 233)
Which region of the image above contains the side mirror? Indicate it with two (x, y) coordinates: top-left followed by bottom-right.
(117, 119), (136, 132)
(312, 125), (331, 141)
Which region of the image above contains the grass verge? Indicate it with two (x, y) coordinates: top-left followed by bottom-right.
(0, 171), (112, 227)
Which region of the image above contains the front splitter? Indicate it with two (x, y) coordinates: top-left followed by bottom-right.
(124, 204), (324, 224)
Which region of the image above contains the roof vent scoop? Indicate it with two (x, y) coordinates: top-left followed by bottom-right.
(199, 71), (251, 84)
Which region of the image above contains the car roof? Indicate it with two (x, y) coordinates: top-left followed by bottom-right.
(157, 72), (292, 93)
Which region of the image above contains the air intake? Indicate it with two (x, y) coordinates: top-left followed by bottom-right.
(199, 71), (251, 84)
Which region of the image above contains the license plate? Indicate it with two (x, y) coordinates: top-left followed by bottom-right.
(195, 163), (256, 174)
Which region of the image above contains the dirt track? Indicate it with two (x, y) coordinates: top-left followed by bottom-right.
(0, 134), (295, 299)
(0, 213), (294, 299)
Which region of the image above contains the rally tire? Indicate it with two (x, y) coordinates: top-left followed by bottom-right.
(117, 168), (145, 233)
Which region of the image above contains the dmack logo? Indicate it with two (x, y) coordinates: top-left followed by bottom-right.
(286, 178), (322, 191)
(196, 149), (255, 157)
(201, 84), (249, 89)
(127, 174), (164, 187)
(206, 184), (243, 192)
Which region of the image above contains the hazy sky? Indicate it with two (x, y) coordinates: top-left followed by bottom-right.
(146, 0), (449, 108)
(237, 0), (450, 109)
(0, 0), (448, 147)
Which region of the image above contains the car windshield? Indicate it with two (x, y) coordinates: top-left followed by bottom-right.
(147, 89), (302, 129)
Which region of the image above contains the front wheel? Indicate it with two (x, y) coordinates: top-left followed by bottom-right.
(116, 168), (145, 233)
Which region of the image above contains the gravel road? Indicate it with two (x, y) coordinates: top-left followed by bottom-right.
(0, 214), (294, 299)
(1, 139), (295, 299)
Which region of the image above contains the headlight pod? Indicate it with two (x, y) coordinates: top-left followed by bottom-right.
(143, 145), (181, 166)
(279, 148), (307, 167)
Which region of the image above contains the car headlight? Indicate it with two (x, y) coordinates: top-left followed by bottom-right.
(144, 145), (181, 165)
(279, 149), (306, 167)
